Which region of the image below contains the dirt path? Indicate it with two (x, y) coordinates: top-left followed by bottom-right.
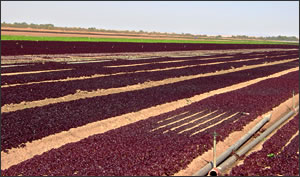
(1, 67), (298, 171)
(174, 93), (299, 176)
(2, 59), (298, 113)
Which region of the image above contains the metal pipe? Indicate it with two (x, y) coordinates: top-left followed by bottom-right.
(213, 131), (217, 168)
(193, 113), (271, 176)
(292, 90), (295, 110)
(216, 105), (299, 175)
(209, 132), (219, 176)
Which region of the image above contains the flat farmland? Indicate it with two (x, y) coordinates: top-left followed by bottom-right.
(1, 42), (299, 175)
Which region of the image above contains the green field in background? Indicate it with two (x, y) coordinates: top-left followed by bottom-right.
(1, 35), (299, 45)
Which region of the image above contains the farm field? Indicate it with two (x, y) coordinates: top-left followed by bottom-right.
(3, 35), (298, 45)
(1, 41), (299, 175)
(2, 27), (299, 45)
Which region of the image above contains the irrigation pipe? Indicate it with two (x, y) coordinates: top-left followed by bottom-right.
(192, 113), (271, 176)
(214, 105), (299, 176)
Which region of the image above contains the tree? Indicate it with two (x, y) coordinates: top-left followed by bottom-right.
(88, 27), (97, 31)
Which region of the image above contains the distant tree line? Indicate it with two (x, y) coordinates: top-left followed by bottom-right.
(1, 22), (299, 41)
(231, 35), (298, 42)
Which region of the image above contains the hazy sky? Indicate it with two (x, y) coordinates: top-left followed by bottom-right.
(1, 1), (299, 37)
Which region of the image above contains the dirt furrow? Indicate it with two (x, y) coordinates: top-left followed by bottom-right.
(104, 55), (234, 68)
(0, 55), (254, 87)
(2, 59), (298, 113)
(1, 67), (298, 170)
(2, 56), (296, 88)
(2, 48), (297, 65)
(103, 54), (289, 68)
(278, 131), (299, 154)
(1, 68), (73, 76)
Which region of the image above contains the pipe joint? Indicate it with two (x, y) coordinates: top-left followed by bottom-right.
(208, 167), (221, 176)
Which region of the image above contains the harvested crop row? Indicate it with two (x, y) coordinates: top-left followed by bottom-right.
(229, 113), (299, 176)
(1, 63), (298, 151)
(2, 40), (298, 56)
(99, 54), (296, 71)
(0, 53), (231, 74)
(101, 50), (299, 68)
(1, 71), (298, 176)
(1, 62), (71, 74)
(0, 52), (268, 85)
(2, 56), (297, 90)
(0, 54), (236, 85)
(2, 57), (297, 106)
(2, 50), (298, 85)
(1, 50), (296, 74)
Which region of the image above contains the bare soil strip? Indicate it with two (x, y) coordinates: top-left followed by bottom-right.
(2, 49), (296, 65)
(278, 131), (299, 154)
(156, 111), (189, 124)
(2, 59), (297, 113)
(1, 55), (236, 87)
(1, 67), (298, 171)
(189, 112), (239, 136)
(1, 64), (30, 68)
(104, 56), (234, 67)
(174, 111), (229, 134)
(1, 68), (73, 76)
(1, 29), (205, 41)
(174, 93), (299, 176)
(2, 56), (296, 88)
(2, 27), (182, 38)
(149, 110), (208, 132)
(103, 54), (289, 68)
(0, 56), (254, 88)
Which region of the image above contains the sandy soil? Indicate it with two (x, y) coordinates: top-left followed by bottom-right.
(1, 27), (191, 39)
(1, 66), (298, 171)
(2, 30), (203, 41)
(1, 27), (210, 42)
(2, 59), (298, 113)
(1, 68), (73, 76)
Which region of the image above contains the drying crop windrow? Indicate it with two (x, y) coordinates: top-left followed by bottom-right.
(2, 55), (298, 106)
(2, 40), (298, 56)
(1, 70), (298, 176)
(1, 63), (298, 151)
(2, 49), (296, 74)
(229, 114), (299, 176)
(2, 50), (298, 85)
(101, 54), (294, 69)
(1, 62), (71, 74)
(1, 53), (232, 74)
(0, 52), (269, 84)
